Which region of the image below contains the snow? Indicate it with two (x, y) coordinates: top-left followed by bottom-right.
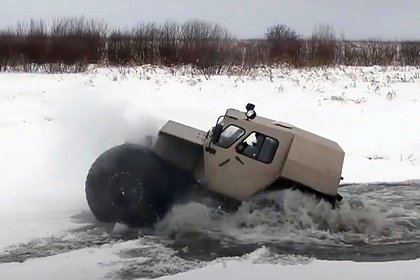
(0, 65), (420, 279)
(0, 245), (122, 280)
(1, 246), (420, 280)
(161, 257), (420, 280)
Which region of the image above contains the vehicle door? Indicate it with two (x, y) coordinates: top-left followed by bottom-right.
(204, 124), (293, 200)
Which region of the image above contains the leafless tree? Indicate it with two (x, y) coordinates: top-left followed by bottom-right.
(265, 24), (297, 41)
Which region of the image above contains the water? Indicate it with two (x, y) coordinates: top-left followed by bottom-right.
(155, 181), (420, 262)
(1, 182), (420, 278)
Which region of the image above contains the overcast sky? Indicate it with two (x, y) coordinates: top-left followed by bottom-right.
(0, 0), (419, 40)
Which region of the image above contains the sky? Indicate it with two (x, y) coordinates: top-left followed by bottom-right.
(0, 0), (419, 40)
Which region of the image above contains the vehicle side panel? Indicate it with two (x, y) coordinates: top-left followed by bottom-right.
(154, 121), (206, 181)
(281, 135), (344, 196)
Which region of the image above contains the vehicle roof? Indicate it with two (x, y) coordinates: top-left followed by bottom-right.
(225, 109), (343, 152)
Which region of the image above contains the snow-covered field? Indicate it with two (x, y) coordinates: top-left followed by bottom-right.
(1, 66), (420, 279)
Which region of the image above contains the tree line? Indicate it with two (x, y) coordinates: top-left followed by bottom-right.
(0, 17), (418, 73)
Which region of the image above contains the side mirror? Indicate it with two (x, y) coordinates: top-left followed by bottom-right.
(211, 124), (223, 144)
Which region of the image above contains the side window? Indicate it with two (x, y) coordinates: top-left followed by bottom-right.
(216, 125), (245, 148)
(236, 132), (279, 163)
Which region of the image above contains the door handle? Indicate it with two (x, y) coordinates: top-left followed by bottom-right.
(218, 158), (230, 166)
(235, 156), (244, 165)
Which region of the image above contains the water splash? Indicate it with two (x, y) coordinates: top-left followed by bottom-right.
(155, 184), (420, 261)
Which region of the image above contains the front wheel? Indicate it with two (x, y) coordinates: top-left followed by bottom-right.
(85, 144), (172, 226)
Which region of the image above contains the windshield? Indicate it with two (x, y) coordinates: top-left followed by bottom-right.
(215, 125), (245, 148)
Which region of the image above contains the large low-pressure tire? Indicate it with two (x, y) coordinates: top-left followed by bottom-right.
(85, 144), (172, 226)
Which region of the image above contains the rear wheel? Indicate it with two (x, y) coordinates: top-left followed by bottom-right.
(85, 144), (172, 226)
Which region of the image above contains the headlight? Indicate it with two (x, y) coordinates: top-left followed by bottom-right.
(245, 103), (256, 120)
(246, 109), (256, 119)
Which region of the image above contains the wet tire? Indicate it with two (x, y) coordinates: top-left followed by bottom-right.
(85, 144), (172, 226)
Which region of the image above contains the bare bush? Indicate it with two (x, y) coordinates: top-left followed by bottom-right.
(401, 42), (420, 66)
(265, 24), (301, 66)
(131, 23), (160, 64)
(107, 29), (133, 65)
(50, 17), (107, 64)
(309, 24), (337, 66)
(178, 19), (231, 69)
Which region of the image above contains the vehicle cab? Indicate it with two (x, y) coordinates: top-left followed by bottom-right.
(203, 106), (295, 200)
(203, 104), (344, 202)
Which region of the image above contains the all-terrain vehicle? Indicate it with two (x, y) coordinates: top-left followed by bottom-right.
(85, 104), (345, 226)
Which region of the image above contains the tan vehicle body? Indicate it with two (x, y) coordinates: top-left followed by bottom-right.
(154, 108), (344, 202)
